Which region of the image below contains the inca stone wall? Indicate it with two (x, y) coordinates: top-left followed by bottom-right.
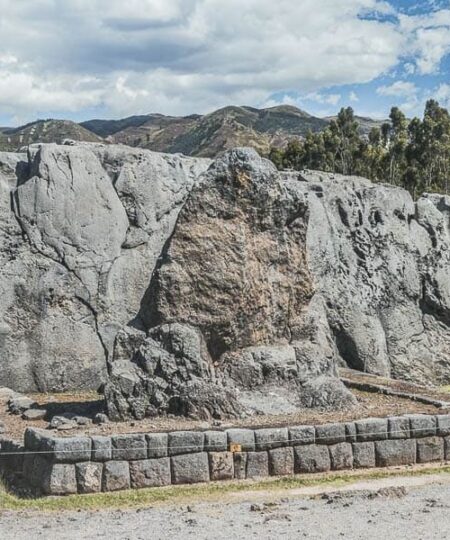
(2, 414), (450, 495)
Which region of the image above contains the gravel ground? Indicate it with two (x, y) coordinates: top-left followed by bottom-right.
(2, 475), (450, 539)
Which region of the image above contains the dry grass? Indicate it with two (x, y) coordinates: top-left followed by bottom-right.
(1, 465), (450, 513)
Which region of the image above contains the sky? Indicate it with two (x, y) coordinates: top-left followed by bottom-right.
(0, 0), (450, 126)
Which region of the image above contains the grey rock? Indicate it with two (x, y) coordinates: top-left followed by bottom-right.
(111, 434), (147, 461)
(246, 452), (269, 478)
(208, 452), (234, 481)
(22, 409), (47, 421)
(24, 428), (53, 452)
(375, 439), (416, 467)
(8, 396), (36, 415)
(171, 452), (210, 484)
(0, 144), (209, 393)
(408, 415), (437, 438)
(93, 413), (110, 425)
(0, 422), (5, 435)
(168, 431), (204, 456)
(436, 415), (450, 437)
(42, 463), (77, 495)
(76, 462), (103, 494)
(254, 428), (288, 451)
(315, 423), (346, 445)
(227, 429), (255, 452)
(74, 416), (90, 426)
(2, 144), (450, 416)
(416, 437), (445, 463)
(388, 417), (410, 439)
(352, 442), (376, 469)
(204, 431), (227, 453)
(444, 436), (450, 460)
(91, 436), (112, 462)
(146, 433), (168, 459)
(102, 461), (130, 492)
(268, 447), (294, 476)
(49, 415), (75, 429)
(50, 436), (92, 463)
(345, 423), (357, 443)
(294, 445), (331, 473)
(355, 418), (388, 442)
(329, 443), (353, 470)
(289, 426), (315, 446)
(129, 458), (171, 489)
(233, 452), (247, 480)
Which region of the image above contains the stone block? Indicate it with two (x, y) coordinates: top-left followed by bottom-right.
(408, 415), (436, 438)
(329, 443), (353, 470)
(294, 445), (330, 473)
(102, 461), (130, 492)
(76, 462), (103, 494)
(255, 428), (288, 451)
(375, 439), (416, 467)
(226, 429), (255, 452)
(209, 452), (234, 481)
(345, 423), (357, 443)
(146, 433), (168, 459)
(42, 463), (77, 495)
(269, 447), (294, 477)
(388, 417), (410, 439)
(130, 458), (171, 488)
(289, 426), (315, 446)
(24, 428), (53, 453)
(171, 452), (210, 484)
(352, 442), (375, 469)
(355, 418), (388, 442)
(445, 436), (450, 460)
(315, 423), (346, 445)
(246, 452), (269, 478)
(51, 436), (92, 463)
(91, 436), (112, 461)
(168, 431), (204, 456)
(23, 455), (51, 487)
(112, 434), (147, 461)
(436, 415), (450, 437)
(204, 431), (227, 453)
(416, 437), (444, 463)
(233, 452), (247, 480)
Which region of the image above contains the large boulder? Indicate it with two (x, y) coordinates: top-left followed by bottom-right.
(0, 143), (210, 391)
(105, 148), (450, 420)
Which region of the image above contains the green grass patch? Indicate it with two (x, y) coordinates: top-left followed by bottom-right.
(1, 465), (450, 512)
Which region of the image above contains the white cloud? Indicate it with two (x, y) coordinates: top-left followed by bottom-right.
(305, 92), (341, 106)
(0, 0), (447, 122)
(377, 81), (418, 98)
(349, 91), (359, 102)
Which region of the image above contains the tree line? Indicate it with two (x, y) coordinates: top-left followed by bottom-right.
(268, 100), (450, 198)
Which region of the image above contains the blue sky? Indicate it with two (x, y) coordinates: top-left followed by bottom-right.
(0, 0), (449, 126)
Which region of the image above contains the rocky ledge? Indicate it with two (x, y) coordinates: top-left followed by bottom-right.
(1, 143), (449, 420)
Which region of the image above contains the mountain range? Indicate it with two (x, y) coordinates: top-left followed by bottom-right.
(0, 105), (385, 157)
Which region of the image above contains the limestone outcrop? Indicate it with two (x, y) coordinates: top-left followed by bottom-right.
(1, 142), (450, 420)
(0, 143), (209, 392)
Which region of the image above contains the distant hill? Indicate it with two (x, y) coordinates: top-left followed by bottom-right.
(92, 105), (328, 158)
(1, 107), (388, 157)
(0, 119), (103, 151)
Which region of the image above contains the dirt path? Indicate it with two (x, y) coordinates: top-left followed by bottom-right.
(2, 473), (450, 539)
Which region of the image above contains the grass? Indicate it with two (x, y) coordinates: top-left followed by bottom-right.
(1, 465), (450, 513)
(440, 386), (450, 394)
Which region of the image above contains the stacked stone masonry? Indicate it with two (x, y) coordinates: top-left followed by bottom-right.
(1, 414), (450, 495)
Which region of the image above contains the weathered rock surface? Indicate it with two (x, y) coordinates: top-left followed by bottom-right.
(1, 142), (450, 420)
(0, 143), (209, 392)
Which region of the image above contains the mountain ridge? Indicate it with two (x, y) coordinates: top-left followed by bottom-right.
(0, 106), (387, 156)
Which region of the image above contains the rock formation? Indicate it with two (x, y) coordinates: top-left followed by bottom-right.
(1, 142), (449, 421)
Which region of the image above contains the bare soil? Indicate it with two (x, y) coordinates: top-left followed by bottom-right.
(1, 382), (448, 441)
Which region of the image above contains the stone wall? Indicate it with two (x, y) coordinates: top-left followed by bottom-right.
(1, 414), (450, 496)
